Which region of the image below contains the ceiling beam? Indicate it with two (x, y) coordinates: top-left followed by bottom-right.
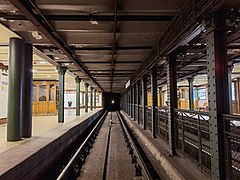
(0, 14), (174, 21)
(110, 0), (118, 92)
(82, 61), (142, 64)
(130, 0), (225, 84)
(9, 0), (104, 91)
(33, 47), (60, 67)
(35, 45), (153, 51)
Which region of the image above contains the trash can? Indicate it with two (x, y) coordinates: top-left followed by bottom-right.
(68, 101), (72, 107)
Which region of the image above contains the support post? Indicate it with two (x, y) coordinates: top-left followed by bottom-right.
(228, 65), (233, 114)
(58, 67), (67, 123)
(127, 89), (131, 116)
(90, 86), (93, 110)
(21, 43), (33, 138)
(130, 86), (133, 118)
(84, 81), (89, 112)
(75, 76), (81, 116)
(151, 66), (157, 138)
(159, 87), (163, 107)
(137, 81), (140, 124)
(187, 77), (194, 111)
(167, 52), (177, 155)
(142, 75), (147, 130)
(206, 12), (229, 180)
(94, 89), (97, 109)
(133, 84), (136, 120)
(7, 38), (24, 141)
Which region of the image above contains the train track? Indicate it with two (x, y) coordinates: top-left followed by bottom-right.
(57, 111), (161, 180)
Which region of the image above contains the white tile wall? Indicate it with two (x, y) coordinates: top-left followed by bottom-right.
(0, 70), (8, 119)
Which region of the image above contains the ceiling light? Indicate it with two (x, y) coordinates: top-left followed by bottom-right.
(90, 21), (98, 25)
(32, 69), (37, 72)
(0, 17), (6, 21)
(47, 75), (51, 78)
(31, 31), (43, 40)
(39, 61), (46, 64)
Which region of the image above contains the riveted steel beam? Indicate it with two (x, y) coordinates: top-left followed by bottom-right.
(206, 12), (229, 180)
(131, 0), (225, 84)
(0, 14), (174, 21)
(167, 52), (178, 155)
(9, 0), (104, 91)
(58, 67), (67, 123)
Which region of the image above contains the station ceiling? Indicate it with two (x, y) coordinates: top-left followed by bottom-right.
(0, 0), (239, 92)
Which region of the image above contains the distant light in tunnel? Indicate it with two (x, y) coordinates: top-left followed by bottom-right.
(112, 100), (115, 104)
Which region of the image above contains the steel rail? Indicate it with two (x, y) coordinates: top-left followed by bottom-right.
(57, 111), (107, 180)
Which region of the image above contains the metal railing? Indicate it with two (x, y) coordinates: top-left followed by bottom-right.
(174, 108), (210, 173)
(155, 107), (169, 142)
(223, 114), (240, 179)
(146, 106), (152, 131)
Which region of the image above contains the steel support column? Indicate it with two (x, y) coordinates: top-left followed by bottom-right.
(187, 77), (194, 111)
(159, 87), (163, 107)
(137, 81), (140, 124)
(228, 66), (233, 114)
(130, 86), (133, 118)
(90, 86), (93, 110)
(75, 76), (81, 116)
(84, 82), (89, 112)
(142, 75), (147, 130)
(151, 66), (157, 138)
(127, 89), (131, 116)
(206, 12), (229, 180)
(21, 43), (33, 138)
(58, 67), (67, 123)
(94, 89), (97, 109)
(7, 38), (24, 141)
(167, 52), (177, 155)
(133, 84), (136, 120)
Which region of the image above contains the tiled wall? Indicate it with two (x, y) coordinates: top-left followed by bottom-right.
(0, 70), (8, 119)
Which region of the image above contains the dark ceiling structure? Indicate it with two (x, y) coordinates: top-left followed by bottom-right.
(0, 0), (239, 92)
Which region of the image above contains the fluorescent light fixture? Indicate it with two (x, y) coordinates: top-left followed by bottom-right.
(47, 75), (51, 77)
(39, 61), (46, 64)
(31, 31), (43, 40)
(32, 69), (37, 72)
(90, 21), (98, 25)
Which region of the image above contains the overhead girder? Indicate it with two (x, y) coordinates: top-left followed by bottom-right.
(9, 0), (104, 91)
(0, 14), (174, 21)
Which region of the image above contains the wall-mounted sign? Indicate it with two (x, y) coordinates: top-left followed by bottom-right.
(1, 72), (8, 91)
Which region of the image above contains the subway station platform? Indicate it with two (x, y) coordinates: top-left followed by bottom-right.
(0, 109), (103, 179)
(0, 0), (240, 180)
(0, 109), (99, 154)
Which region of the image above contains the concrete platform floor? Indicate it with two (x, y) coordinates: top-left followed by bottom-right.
(0, 108), (99, 154)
